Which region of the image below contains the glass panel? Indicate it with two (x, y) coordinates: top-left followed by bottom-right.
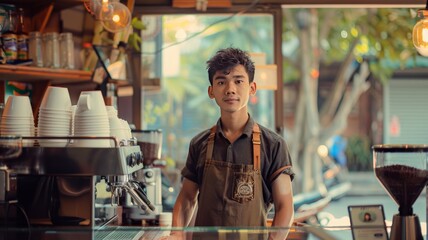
(140, 14), (275, 165)
(0, 225), (354, 239)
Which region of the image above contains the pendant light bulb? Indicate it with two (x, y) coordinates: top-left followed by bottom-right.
(99, 1), (131, 33)
(413, 9), (428, 56)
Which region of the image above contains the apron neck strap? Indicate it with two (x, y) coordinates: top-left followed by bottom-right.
(252, 123), (261, 171)
(206, 126), (216, 161)
(206, 123), (261, 171)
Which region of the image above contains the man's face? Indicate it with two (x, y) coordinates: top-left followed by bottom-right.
(208, 65), (257, 115)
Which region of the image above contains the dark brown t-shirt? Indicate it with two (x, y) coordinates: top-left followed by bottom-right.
(182, 116), (295, 205)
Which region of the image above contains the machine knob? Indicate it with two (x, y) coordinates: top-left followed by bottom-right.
(136, 152), (143, 165)
(145, 170), (153, 178)
(128, 153), (137, 167)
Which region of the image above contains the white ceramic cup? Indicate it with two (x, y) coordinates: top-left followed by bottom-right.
(159, 212), (172, 227)
(158, 212), (172, 236)
(39, 86), (72, 110)
(75, 91), (108, 117)
(3, 96), (33, 118)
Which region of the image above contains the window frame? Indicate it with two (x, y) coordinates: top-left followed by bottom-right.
(132, 5), (284, 134)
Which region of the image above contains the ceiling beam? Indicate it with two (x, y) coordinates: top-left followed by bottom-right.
(172, 0), (232, 8)
(135, 0), (426, 8)
(232, 0), (426, 6)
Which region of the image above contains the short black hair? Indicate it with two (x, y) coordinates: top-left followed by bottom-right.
(206, 48), (255, 85)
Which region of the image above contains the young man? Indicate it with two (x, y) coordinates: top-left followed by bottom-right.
(166, 48), (294, 239)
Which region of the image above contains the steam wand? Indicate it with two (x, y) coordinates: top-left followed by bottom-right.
(110, 177), (156, 212)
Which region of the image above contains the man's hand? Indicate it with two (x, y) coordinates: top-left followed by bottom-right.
(171, 179), (198, 227)
(269, 174), (294, 240)
(158, 179), (198, 240)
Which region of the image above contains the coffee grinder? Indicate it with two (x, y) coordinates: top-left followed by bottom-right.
(127, 129), (163, 220)
(373, 144), (428, 240)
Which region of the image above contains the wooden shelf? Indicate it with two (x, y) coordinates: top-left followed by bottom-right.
(0, 0), (82, 14)
(0, 65), (93, 85)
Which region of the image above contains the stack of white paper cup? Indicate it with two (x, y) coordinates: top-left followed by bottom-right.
(72, 91), (110, 147)
(70, 105), (77, 136)
(37, 86), (72, 147)
(121, 120), (132, 139)
(107, 106), (132, 146)
(0, 96), (35, 146)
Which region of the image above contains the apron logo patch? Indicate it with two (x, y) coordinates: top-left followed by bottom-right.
(233, 176), (254, 202)
(237, 182), (253, 197)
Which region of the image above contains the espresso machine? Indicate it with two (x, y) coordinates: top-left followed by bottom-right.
(123, 129), (164, 222)
(0, 136), (153, 239)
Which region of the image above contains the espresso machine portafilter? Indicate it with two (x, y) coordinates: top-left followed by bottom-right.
(122, 130), (164, 221)
(109, 175), (156, 213)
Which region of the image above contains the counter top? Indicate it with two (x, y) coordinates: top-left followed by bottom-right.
(0, 225), (354, 240)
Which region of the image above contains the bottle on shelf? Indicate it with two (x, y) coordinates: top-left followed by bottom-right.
(0, 35), (6, 64)
(2, 9), (18, 64)
(16, 8), (28, 61)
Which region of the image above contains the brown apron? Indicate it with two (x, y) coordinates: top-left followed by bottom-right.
(194, 123), (267, 228)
